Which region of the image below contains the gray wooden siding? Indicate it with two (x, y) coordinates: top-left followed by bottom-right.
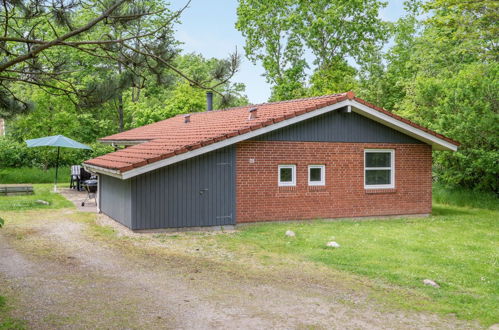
(254, 110), (422, 143)
(100, 174), (132, 228)
(131, 146), (236, 230)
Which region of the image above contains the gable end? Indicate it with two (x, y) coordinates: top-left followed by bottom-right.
(253, 109), (422, 144)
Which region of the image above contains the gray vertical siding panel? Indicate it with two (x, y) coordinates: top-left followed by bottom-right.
(254, 110), (422, 143)
(130, 146), (236, 229)
(100, 175), (132, 228)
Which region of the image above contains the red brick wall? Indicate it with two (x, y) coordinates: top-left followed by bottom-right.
(236, 141), (432, 223)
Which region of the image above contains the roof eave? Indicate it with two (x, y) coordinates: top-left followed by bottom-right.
(83, 163), (123, 179)
(348, 100), (459, 152)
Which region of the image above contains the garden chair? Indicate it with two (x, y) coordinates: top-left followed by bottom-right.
(70, 165), (81, 190)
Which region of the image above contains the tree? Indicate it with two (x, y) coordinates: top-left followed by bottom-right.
(358, 0), (421, 110)
(6, 52), (248, 142)
(392, 0), (499, 191)
(129, 53), (249, 127)
(236, 0), (308, 101)
(358, 0), (499, 192)
(236, 0), (388, 100)
(0, 0), (242, 119)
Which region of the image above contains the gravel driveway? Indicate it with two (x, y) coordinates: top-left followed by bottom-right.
(0, 209), (480, 329)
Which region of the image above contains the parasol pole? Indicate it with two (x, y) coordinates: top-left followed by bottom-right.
(54, 146), (60, 192)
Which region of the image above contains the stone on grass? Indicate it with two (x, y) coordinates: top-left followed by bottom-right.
(423, 279), (440, 288)
(326, 241), (340, 248)
(35, 200), (50, 205)
(285, 230), (295, 237)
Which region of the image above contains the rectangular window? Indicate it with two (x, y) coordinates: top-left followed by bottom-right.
(364, 149), (394, 189)
(308, 165), (325, 186)
(278, 165), (296, 186)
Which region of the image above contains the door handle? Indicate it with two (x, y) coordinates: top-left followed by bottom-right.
(199, 188), (208, 195)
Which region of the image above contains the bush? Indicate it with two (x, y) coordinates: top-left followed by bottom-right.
(400, 63), (499, 193)
(0, 138), (36, 167)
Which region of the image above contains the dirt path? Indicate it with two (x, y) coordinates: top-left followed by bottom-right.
(0, 210), (480, 329)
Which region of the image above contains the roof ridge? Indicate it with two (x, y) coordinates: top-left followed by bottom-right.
(185, 92), (347, 116)
(103, 93), (348, 140)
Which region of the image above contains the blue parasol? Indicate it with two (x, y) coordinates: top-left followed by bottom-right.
(26, 135), (92, 191)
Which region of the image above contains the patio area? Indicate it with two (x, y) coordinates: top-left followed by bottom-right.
(59, 187), (97, 213)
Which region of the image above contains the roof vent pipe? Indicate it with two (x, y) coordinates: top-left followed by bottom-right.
(206, 92), (213, 111)
(248, 107), (258, 120)
(184, 114), (191, 123)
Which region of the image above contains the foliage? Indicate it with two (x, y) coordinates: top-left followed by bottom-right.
(358, 0), (498, 191)
(0, 184), (74, 211)
(128, 53), (248, 127)
(402, 63), (499, 191)
(0, 0), (187, 116)
(0, 167), (71, 184)
(216, 203), (499, 325)
(236, 0), (388, 100)
(1, 0), (244, 139)
(397, 0), (499, 191)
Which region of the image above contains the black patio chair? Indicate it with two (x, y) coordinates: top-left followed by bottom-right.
(78, 167), (92, 191)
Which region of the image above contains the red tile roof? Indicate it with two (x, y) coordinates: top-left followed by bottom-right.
(84, 92), (459, 173)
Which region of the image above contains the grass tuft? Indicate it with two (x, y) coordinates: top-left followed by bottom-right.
(433, 183), (498, 210)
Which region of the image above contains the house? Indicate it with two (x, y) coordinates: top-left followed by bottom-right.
(83, 92), (459, 230)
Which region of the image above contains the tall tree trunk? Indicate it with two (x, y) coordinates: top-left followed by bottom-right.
(117, 92), (124, 132)
(117, 61), (124, 132)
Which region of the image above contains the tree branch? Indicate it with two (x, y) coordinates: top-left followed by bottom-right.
(0, 0), (128, 72)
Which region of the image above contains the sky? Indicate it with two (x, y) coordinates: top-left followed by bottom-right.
(170, 0), (406, 104)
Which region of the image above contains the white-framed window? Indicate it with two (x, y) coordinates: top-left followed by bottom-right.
(364, 149), (395, 189)
(308, 165), (325, 186)
(278, 165), (296, 186)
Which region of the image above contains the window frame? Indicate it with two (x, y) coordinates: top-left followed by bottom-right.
(308, 165), (326, 186)
(278, 164), (296, 187)
(364, 149), (395, 189)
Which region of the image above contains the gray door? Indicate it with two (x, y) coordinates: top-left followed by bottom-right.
(211, 161), (234, 225)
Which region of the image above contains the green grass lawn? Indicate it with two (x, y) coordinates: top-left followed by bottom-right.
(215, 199), (499, 325)
(0, 184), (73, 211)
(0, 167), (70, 184)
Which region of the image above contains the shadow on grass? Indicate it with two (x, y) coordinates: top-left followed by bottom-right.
(431, 205), (472, 216)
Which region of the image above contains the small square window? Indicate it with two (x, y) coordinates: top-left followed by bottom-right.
(308, 165), (325, 186)
(278, 165), (296, 186)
